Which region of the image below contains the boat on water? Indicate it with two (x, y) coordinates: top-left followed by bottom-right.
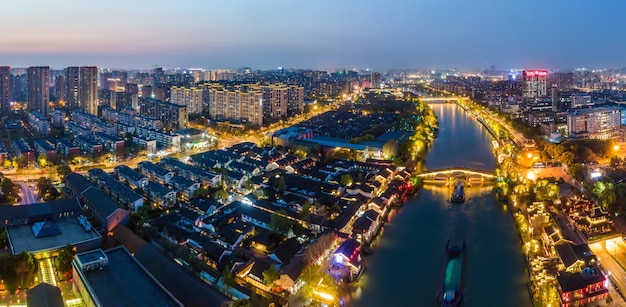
(450, 180), (465, 203)
(438, 240), (466, 307)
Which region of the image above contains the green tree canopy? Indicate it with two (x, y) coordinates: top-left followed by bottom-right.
(54, 244), (76, 280)
(56, 165), (72, 178)
(339, 173), (353, 186)
(262, 265), (279, 286)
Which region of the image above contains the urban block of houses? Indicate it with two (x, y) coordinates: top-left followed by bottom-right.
(88, 168), (144, 211)
(65, 172), (130, 232)
(138, 161), (175, 184)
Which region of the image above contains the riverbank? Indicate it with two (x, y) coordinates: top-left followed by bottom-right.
(350, 102), (530, 307)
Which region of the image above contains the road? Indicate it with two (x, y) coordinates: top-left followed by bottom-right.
(589, 240), (626, 305)
(18, 182), (38, 205)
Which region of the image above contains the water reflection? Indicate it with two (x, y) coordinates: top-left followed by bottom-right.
(348, 102), (531, 307)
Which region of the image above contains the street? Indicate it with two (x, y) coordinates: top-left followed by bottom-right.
(18, 182), (38, 205)
(589, 240), (626, 306)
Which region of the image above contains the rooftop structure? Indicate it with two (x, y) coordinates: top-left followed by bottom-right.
(72, 247), (183, 307)
(7, 218), (101, 255)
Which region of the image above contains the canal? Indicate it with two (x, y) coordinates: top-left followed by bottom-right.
(347, 103), (531, 306)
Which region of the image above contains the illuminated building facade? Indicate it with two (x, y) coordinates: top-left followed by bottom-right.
(0, 66), (11, 115)
(566, 107), (621, 140)
(522, 70), (548, 100)
(27, 66), (50, 116)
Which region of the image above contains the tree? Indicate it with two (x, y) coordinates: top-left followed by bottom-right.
(534, 180), (560, 202)
(298, 264), (338, 305)
(37, 153), (47, 168)
(274, 177), (286, 192)
(0, 231), (7, 249)
(213, 189), (229, 203)
(382, 139), (399, 159)
(262, 265), (279, 287)
(54, 244), (75, 280)
(568, 164), (588, 183)
(339, 173), (353, 186)
(270, 210), (293, 234)
(222, 265), (235, 288)
(14, 251), (36, 286)
(232, 299), (251, 307)
(299, 202), (312, 221)
(56, 165), (72, 178)
(192, 186), (209, 198)
(1, 178), (14, 196)
(559, 151), (575, 166)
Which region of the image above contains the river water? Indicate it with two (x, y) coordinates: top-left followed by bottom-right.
(347, 103), (531, 307)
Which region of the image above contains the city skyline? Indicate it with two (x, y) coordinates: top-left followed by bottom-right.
(2, 1), (626, 70)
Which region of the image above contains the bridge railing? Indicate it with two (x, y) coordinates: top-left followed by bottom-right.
(418, 167), (496, 178)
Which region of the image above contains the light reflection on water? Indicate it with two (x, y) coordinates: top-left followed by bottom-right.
(347, 103), (531, 307)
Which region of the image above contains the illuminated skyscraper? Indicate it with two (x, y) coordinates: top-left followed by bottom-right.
(371, 72), (382, 89)
(65, 66), (98, 114)
(0, 66), (11, 115)
(65, 66), (80, 109)
(27, 66), (50, 116)
(522, 70), (548, 100)
(79, 66), (98, 115)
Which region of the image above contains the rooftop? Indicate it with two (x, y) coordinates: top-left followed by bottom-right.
(8, 218), (101, 254)
(134, 244), (231, 306)
(82, 186), (124, 218)
(78, 247), (182, 307)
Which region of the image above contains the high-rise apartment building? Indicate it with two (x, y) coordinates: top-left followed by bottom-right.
(552, 72), (574, 92)
(138, 98), (188, 130)
(0, 66), (11, 115)
(65, 66), (80, 109)
(286, 86), (304, 116)
(261, 84), (287, 120)
(522, 70), (548, 100)
(371, 72), (382, 89)
(205, 84), (263, 126)
(54, 75), (66, 103)
(170, 86), (204, 114)
(79, 66), (98, 115)
(204, 83), (303, 126)
(27, 66), (50, 116)
(65, 66), (98, 115)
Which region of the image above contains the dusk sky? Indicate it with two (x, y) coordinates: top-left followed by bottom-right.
(2, 0), (626, 70)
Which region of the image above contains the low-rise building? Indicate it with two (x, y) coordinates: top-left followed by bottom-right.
(65, 173), (130, 232)
(12, 138), (34, 163)
(33, 139), (57, 160)
(132, 135), (157, 156)
(94, 132), (124, 159)
(89, 168), (144, 211)
(160, 157), (222, 187)
(169, 175), (200, 200)
(28, 111), (50, 135)
(115, 165), (148, 189)
(145, 182), (176, 209)
(56, 138), (79, 157)
(138, 161), (174, 184)
(75, 136), (103, 157)
(72, 247), (183, 307)
(3, 198), (101, 257)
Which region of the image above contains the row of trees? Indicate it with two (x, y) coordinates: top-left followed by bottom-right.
(397, 100), (439, 170)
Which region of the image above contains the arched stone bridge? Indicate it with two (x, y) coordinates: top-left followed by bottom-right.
(416, 167), (497, 182)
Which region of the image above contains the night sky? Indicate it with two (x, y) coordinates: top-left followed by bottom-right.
(2, 0), (625, 70)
